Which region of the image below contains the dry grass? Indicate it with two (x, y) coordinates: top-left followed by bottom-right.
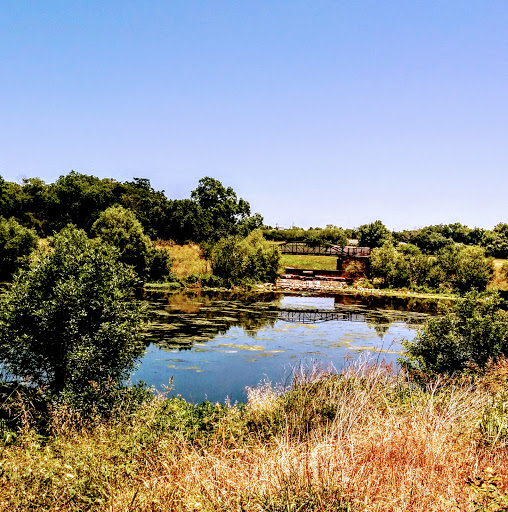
(489, 259), (508, 291)
(1, 364), (508, 511)
(156, 241), (212, 280)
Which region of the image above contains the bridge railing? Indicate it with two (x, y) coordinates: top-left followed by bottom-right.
(277, 243), (371, 257)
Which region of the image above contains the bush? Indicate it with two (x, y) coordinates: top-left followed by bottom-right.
(92, 205), (171, 281)
(0, 217), (38, 281)
(211, 229), (281, 286)
(401, 291), (508, 378)
(0, 226), (147, 411)
(436, 244), (493, 293)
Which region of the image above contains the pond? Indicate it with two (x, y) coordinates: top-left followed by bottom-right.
(132, 290), (448, 404)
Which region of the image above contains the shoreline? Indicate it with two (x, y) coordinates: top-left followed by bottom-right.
(144, 279), (458, 301)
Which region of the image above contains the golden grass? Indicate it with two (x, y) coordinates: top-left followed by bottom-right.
(2, 363), (508, 511)
(489, 259), (508, 291)
(156, 241), (212, 280)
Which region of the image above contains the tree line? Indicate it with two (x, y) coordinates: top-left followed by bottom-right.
(263, 219), (508, 258)
(2, 171), (507, 256)
(0, 172), (262, 242)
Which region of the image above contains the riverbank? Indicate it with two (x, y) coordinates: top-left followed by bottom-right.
(1, 363), (507, 511)
(144, 279), (458, 302)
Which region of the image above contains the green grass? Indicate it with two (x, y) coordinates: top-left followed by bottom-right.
(281, 254), (338, 271)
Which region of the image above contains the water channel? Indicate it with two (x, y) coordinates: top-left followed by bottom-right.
(133, 290), (449, 404)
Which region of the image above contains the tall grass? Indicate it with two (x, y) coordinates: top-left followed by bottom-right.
(1, 363), (508, 511)
(157, 241), (211, 281)
(489, 259), (508, 291)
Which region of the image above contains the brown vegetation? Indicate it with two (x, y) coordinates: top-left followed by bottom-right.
(2, 362), (508, 510)
(489, 259), (508, 291)
(156, 241), (211, 280)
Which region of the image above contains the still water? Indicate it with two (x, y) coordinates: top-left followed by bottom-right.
(132, 290), (446, 404)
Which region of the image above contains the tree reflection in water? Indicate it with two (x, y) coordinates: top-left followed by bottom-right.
(142, 290), (445, 351)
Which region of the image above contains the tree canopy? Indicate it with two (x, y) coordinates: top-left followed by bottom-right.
(0, 217), (38, 281)
(0, 226), (146, 402)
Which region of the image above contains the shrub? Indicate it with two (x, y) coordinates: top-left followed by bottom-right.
(436, 244), (493, 293)
(92, 205), (171, 281)
(401, 291), (508, 378)
(0, 226), (147, 411)
(211, 229), (281, 286)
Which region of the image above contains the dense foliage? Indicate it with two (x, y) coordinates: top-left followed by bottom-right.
(303, 225), (347, 247)
(0, 227), (146, 407)
(357, 220), (391, 248)
(370, 241), (493, 293)
(211, 229), (282, 286)
(0, 216), (38, 281)
(402, 291), (508, 377)
(0, 172), (263, 244)
(91, 205), (171, 281)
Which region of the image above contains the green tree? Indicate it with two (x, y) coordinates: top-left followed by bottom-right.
(0, 217), (39, 281)
(211, 229), (281, 286)
(436, 244), (492, 293)
(370, 241), (399, 286)
(401, 291), (508, 378)
(357, 220), (391, 248)
(91, 205), (171, 281)
(191, 177), (261, 241)
(50, 171), (117, 232)
(119, 177), (170, 239)
(0, 178), (23, 223)
(163, 199), (211, 243)
(411, 225), (453, 254)
(485, 223), (508, 259)
(304, 226), (347, 248)
(0, 226), (146, 401)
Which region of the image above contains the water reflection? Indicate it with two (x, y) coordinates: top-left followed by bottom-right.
(142, 290), (440, 351)
(134, 291), (448, 403)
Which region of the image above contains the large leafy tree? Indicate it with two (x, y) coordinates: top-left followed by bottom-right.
(436, 244), (492, 293)
(0, 226), (146, 400)
(191, 177), (260, 241)
(91, 205), (153, 275)
(119, 178), (170, 239)
(163, 199), (211, 243)
(50, 171), (117, 232)
(357, 220), (391, 248)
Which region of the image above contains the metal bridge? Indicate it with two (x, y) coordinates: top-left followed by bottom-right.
(278, 243), (370, 257)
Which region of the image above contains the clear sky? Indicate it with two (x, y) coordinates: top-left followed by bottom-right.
(1, 1), (507, 231)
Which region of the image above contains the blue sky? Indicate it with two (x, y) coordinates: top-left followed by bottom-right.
(1, 1), (507, 231)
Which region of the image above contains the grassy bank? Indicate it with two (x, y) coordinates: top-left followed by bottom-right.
(1, 362), (508, 511)
(281, 254), (338, 271)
